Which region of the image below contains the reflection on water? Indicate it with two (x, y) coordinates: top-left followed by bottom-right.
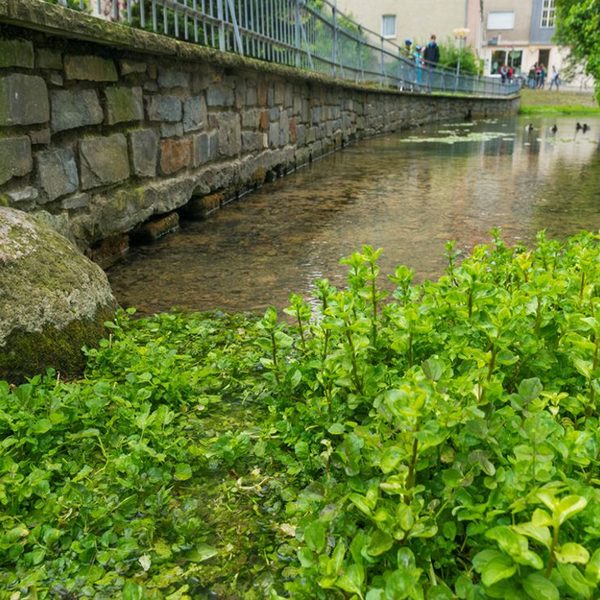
(108, 116), (600, 315)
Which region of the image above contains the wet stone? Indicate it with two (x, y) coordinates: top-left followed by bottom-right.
(51, 89), (103, 133)
(104, 86), (144, 125)
(36, 48), (62, 70)
(183, 96), (206, 132)
(0, 74), (49, 126)
(0, 38), (34, 68)
(129, 128), (158, 178)
(79, 134), (130, 190)
(146, 95), (182, 122)
(64, 55), (118, 82)
(36, 148), (79, 202)
(0, 137), (32, 185)
(192, 132), (218, 167)
(160, 138), (192, 175)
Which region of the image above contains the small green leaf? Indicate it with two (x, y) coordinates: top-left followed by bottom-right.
(122, 581), (144, 600)
(328, 423), (345, 435)
(380, 446), (404, 474)
(304, 520), (327, 553)
(585, 548), (600, 584)
(349, 493), (372, 517)
(187, 543), (218, 562)
(481, 555), (517, 587)
(557, 563), (594, 598)
(556, 495), (588, 525)
(367, 530), (394, 557)
(522, 573), (559, 600)
(174, 463), (192, 481)
(513, 523), (552, 549)
(555, 543), (590, 564)
(336, 563), (365, 597)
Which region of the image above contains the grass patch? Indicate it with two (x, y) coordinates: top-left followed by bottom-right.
(519, 88), (600, 115)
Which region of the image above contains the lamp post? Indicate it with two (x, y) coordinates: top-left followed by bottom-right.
(453, 28), (470, 77)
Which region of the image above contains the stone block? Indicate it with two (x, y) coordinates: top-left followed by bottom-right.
(146, 95), (182, 122)
(258, 81), (268, 107)
(36, 148), (79, 201)
(0, 137), (32, 185)
(64, 55), (118, 82)
(29, 128), (51, 146)
(192, 132), (218, 167)
(36, 48), (62, 70)
(183, 96), (206, 132)
(51, 89), (103, 133)
(158, 68), (190, 89)
(160, 138), (192, 175)
(214, 113), (241, 157)
(160, 122), (184, 138)
(246, 84), (257, 106)
(242, 108), (260, 129)
(48, 73), (64, 87)
(269, 107), (280, 122)
(242, 131), (264, 153)
(129, 128), (158, 177)
(104, 86), (144, 125)
(7, 187), (39, 208)
(0, 39), (34, 68)
(206, 84), (234, 107)
(144, 81), (159, 92)
(79, 134), (130, 190)
(60, 193), (90, 210)
(120, 60), (147, 76)
(259, 110), (269, 132)
(0, 75), (49, 126)
(269, 122), (280, 148)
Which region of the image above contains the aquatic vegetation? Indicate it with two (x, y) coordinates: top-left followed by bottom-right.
(400, 130), (514, 144)
(2, 231), (600, 598)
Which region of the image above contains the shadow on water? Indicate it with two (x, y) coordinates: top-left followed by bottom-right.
(108, 116), (600, 315)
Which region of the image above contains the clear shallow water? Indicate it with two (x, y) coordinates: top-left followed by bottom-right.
(108, 116), (600, 315)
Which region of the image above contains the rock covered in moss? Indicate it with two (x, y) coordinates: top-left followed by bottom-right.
(0, 207), (117, 382)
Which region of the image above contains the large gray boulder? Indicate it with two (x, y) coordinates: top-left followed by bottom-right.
(0, 207), (117, 383)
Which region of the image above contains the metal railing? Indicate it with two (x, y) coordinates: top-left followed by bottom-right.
(51, 0), (519, 97)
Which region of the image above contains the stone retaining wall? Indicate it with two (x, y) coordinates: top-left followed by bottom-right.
(0, 0), (519, 265)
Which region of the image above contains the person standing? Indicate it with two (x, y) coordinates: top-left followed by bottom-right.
(423, 34), (440, 90)
(549, 66), (560, 90)
(423, 34), (440, 67)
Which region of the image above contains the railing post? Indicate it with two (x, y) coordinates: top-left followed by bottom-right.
(217, 0), (226, 52)
(380, 35), (385, 86)
(294, 0), (301, 67)
(332, 0), (338, 77)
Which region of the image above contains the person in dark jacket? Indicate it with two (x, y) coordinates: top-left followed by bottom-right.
(423, 34), (440, 67)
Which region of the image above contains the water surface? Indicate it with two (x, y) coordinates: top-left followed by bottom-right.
(108, 116), (600, 314)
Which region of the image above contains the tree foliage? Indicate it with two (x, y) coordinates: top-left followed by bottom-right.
(555, 0), (600, 102)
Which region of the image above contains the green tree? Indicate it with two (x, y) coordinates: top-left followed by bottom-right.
(555, 0), (600, 102)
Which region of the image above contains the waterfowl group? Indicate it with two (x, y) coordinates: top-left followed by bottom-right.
(576, 122), (590, 133)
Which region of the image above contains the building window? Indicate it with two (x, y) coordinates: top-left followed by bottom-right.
(487, 11), (515, 30)
(541, 0), (556, 28)
(491, 49), (523, 74)
(381, 15), (396, 39)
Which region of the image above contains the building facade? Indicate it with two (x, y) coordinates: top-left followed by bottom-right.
(336, 0), (591, 87)
(334, 0), (482, 51)
(482, 0), (559, 78)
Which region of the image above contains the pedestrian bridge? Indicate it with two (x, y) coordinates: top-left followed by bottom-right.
(0, 0), (519, 265)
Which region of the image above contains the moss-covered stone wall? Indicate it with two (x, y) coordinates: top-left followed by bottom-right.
(0, 0), (519, 266)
